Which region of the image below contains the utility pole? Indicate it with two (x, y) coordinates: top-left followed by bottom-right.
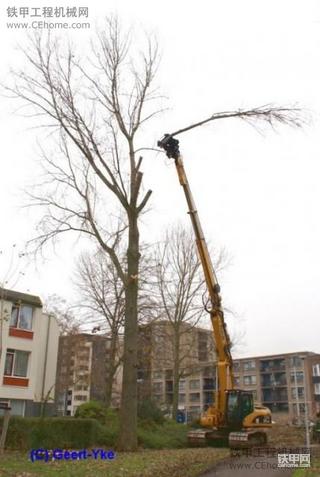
(302, 357), (310, 450)
(293, 364), (301, 425)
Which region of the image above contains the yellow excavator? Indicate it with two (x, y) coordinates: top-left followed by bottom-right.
(158, 134), (272, 447)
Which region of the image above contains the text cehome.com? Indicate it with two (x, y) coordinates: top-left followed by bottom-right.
(7, 21), (90, 29)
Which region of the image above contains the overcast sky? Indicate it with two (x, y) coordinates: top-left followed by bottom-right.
(1, 0), (320, 357)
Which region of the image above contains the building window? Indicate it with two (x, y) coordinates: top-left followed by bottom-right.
(4, 349), (29, 377)
(234, 376), (240, 387)
(233, 361), (240, 372)
(290, 356), (303, 368)
(10, 305), (33, 330)
(290, 371), (304, 384)
(0, 399), (25, 416)
(203, 366), (215, 378)
(165, 369), (173, 379)
(75, 385), (88, 391)
(313, 364), (320, 377)
(153, 382), (163, 394)
(153, 370), (163, 380)
(189, 379), (200, 390)
(293, 403), (306, 414)
(251, 390), (258, 401)
(74, 395), (87, 402)
(243, 375), (257, 386)
(314, 383), (320, 395)
(291, 387), (305, 400)
(189, 392), (200, 402)
(243, 360), (255, 371)
(179, 380), (185, 391)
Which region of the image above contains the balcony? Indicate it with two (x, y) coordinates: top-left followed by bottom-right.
(203, 392), (214, 405)
(261, 381), (287, 388)
(262, 389), (288, 402)
(202, 366), (215, 378)
(189, 393), (200, 403)
(263, 402), (289, 412)
(203, 378), (216, 390)
(260, 359), (286, 373)
(261, 372), (287, 387)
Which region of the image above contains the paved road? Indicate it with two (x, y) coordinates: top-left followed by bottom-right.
(199, 455), (293, 477)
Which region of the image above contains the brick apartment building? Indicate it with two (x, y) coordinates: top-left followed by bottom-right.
(233, 351), (320, 422)
(0, 287), (59, 416)
(55, 319), (320, 423)
(55, 333), (122, 416)
(137, 320), (216, 421)
(138, 320), (320, 423)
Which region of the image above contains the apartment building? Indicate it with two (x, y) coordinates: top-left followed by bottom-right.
(149, 364), (217, 422)
(0, 287), (59, 416)
(311, 357), (320, 415)
(233, 351), (320, 422)
(55, 333), (122, 415)
(137, 320), (216, 421)
(138, 321), (320, 423)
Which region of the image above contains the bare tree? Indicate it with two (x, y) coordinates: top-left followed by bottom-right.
(43, 293), (81, 335)
(154, 225), (228, 419)
(74, 237), (159, 408)
(74, 248), (124, 408)
(4, 15), (305, 448)
(5, 19), (161, 449)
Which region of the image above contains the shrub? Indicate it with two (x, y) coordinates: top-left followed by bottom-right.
(74, 400), (106, 423)
(0, 413), (189, 451)
(138, 420), (188, 448)
(137, 399), (165, 424)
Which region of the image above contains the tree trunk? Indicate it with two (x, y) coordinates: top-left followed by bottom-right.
(172, 328), (180, 420)
(105, 331), (118, 408)
(117, 212), (139, 450)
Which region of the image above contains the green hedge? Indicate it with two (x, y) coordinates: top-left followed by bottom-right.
(0, 416), (189, 451)
(0, 416), (106, 450)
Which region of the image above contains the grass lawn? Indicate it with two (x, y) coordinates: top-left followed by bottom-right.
(292, 458), (320, 477)
(0, 448), (229, 477)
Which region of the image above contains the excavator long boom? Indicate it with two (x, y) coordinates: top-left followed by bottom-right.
(158, 135), (234, 419)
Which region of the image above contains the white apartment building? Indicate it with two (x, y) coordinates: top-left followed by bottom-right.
(0, 288), (59, 416)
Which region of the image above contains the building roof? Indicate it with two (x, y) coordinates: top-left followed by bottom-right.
(0, 287), (42, 308)
(234, 351), (320, 361)
(59, 333), (110, 342)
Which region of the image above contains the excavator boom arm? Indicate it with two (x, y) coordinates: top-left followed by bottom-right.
(158, 135), (234, 416)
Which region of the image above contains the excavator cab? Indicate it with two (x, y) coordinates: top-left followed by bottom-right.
(226, 390), (254, 429)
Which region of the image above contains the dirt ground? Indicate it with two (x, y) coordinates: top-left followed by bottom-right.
(200, 423), (318, 477)
(200, 455), (294, 477)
